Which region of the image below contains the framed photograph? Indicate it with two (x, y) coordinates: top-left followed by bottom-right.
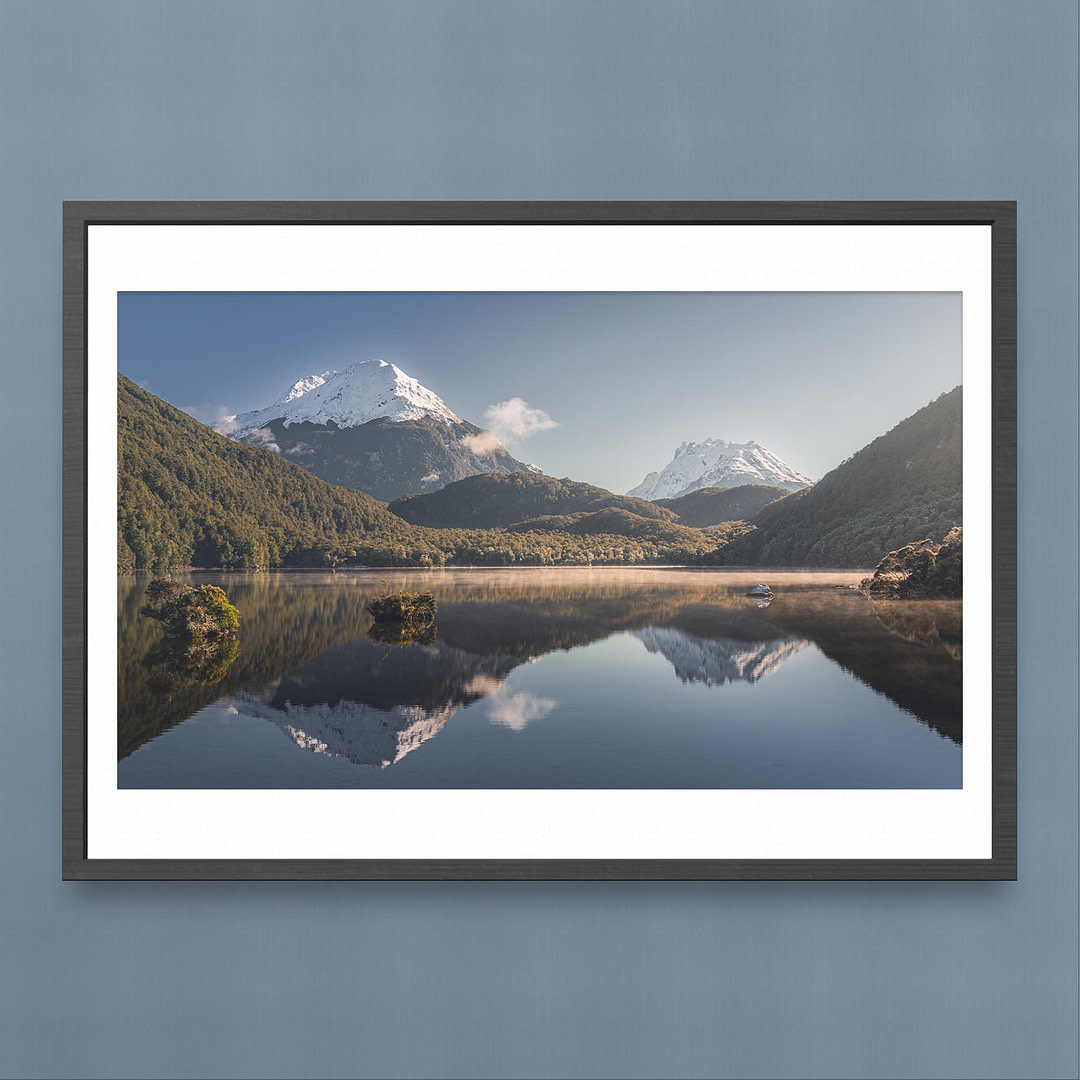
(63, 201), (1016, 879)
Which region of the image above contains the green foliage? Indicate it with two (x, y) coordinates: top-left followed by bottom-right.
(142, 579), (240, 640)
(388, 471), (678, 528)
(138, 578), (242, 695)
(119, 375), (407, 569)
(506, 507), (698, 542)
(141, 577), (188, 613)
(654, 485), (790, 527)
(366, 591), (438, 625)
(861, 526), (963, 598)
(718, 388), (963, 568)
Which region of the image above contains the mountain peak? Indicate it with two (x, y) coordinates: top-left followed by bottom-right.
(273, 371), (334, 407)
(628, 439), (812, 500)
(227, 358), (460, 436)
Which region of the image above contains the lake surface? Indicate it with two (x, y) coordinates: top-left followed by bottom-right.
(118, 569), (962, 789)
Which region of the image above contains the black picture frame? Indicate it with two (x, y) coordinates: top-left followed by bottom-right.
(63, 200), (1016, 880)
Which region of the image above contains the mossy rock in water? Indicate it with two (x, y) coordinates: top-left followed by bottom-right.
(860, 527), (962, 599)
(142, 579), (240, 641)
(365, 591), (437, 626)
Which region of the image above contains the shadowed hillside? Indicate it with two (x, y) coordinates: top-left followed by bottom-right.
(655, 484), (790, 526)
(720, 388), (962, 567)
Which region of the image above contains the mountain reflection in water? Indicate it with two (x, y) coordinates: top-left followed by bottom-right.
(633, 627), (808, 686)
(216, 636), (532, 768)
(118, 570), (962, 789)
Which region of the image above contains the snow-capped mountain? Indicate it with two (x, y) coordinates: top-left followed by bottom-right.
(627, 439), (812, 501)
(226, 359), (461, 436)
(633, 626), (808, 686)
(220, 359), (531, 502)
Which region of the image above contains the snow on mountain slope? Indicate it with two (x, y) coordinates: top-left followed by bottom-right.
(214, 358), (533, 502)
(225, 359), (460, 436)
(627, 439), (812, 501)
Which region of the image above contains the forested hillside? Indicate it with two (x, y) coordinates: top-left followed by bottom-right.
(719, 388), (962, 567)
(389, 472), (677, 528)
(119, 376), (961, 572)
(118, 375), (411, 569)
(504, 506), (749, 546)
(118, 377), (744, 569)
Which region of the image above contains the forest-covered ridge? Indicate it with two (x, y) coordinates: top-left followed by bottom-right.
(388, 471), (678, 527)
(118, 377), (962, 572)
(118, 376), (747, 570)
(718, 387), (962, 568)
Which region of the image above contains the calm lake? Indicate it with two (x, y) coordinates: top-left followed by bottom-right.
(118, 569), (962, 789)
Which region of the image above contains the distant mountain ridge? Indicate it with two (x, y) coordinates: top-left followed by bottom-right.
(654, 485), (791, 527)
(388, 472), (679, 528)
(628, 439), (812, 500)
(223, 359), (532, 501)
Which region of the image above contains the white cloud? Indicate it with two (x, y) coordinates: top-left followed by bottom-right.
(462, 397), (558, 458)
(213, 415), (241, 436)
(420, 471), (441, 485)
(461, 431), (505, 457)
(243, 426), (280, 454)
(484, 397), (558, 442)
(487, 689), (558, 732)
(464, 674), (502, 696)
(464, 674), (557, 733)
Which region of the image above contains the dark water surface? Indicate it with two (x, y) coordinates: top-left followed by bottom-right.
(117, 569), (962, 789)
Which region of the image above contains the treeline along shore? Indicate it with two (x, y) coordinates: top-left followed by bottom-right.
(118, 376), (962, 574)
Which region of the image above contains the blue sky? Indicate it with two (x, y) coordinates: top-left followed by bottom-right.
(119, 291), (961, 494)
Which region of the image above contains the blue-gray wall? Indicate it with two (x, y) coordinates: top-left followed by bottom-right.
(1, 3), (1076, 1078)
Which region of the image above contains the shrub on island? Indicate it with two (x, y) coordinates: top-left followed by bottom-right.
(142, 579), (241, 641)
(861, 527), (962, 598)
(365, 591), (437, 626)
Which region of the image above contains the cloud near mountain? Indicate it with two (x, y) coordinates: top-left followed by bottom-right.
(464, 397), (558, 457)
(205, 359), (534, 501)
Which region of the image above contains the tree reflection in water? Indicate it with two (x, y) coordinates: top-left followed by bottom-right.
(143, 635), (240, 694)
(118, 569), (962, 763)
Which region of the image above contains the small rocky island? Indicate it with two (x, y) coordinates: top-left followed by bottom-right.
(142, 578), (240, 640)
(140, 578), (241, 687)
(365, 591), (438, 647)
(861, 527), (962, 599)
(366, 591), (437, 625)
